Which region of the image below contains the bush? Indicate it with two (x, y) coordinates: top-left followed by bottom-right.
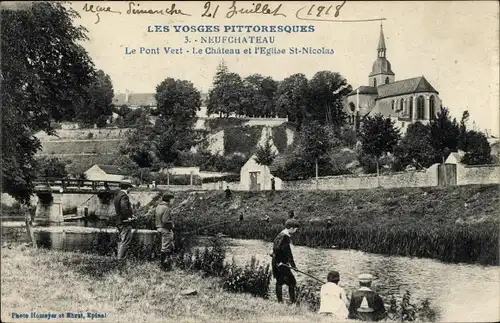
(202, 174), (240, 184)
(224, 126), (263, 156)
(206, 117), (248, 132)
(223, 256), (271, 298)
(271, 125), (288, 154)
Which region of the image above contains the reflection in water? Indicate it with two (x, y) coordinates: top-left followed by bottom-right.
(226, 238), (500, 322)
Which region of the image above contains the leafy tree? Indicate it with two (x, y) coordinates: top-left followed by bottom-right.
(393, 122), (436, 170)
(242, 75), (278, 117)
(207, 61), (245, 117)
(35, 157), (68, 178)
(1, 2), (96, 202)
(76, 69), (114, 127)
(295, 121), (340, 186)
(120, 111), (156, 168)
(308, 71), (352, 127)
(255, 138), (278, 167)
(155, 77), (201, 130)
(429, 107), (460, 163)
(358, 114), (401, 176)
(460, 130), (492, 165)
(275, 73), (310, 130)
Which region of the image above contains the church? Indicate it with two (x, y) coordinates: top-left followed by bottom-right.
(345, 24), (442, 134)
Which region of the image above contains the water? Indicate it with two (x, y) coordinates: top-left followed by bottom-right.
(224, 238), (500, 322)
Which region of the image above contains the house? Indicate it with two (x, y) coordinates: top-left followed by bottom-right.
(84, 164), (130, 182)
(445, 151), (465, 165)
(240, 155), (283, 191)
(112, 91), (156, 110)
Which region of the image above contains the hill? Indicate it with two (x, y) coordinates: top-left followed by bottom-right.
(140, 184), (499, 265)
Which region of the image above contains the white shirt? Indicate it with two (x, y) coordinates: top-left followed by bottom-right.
(318, 282), (349, 318)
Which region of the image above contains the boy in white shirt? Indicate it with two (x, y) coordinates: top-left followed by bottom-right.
(319, 270), (349, 319)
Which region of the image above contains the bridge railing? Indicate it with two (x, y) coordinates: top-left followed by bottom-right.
(34, 177), (126, 191)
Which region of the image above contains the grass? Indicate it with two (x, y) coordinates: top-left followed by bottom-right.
(1, 244), (338, 323)
(139, 184), (500, 265)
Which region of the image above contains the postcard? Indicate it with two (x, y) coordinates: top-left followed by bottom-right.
(1, 1), (499, 323)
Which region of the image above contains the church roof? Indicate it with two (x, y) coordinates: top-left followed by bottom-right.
(376, 76), (439, 100)
(347, 86), (378, 96)
(378, 24), (386, 50)
(369, 58), (395, 77)
(113, 93), (156, 107)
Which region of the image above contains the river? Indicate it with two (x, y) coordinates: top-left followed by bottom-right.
(221, 238), (499, 322)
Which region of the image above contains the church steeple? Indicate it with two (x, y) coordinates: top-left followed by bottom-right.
(377, 23), (386, 58)
(369, 22), (395, 86)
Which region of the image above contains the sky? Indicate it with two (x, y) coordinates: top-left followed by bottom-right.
(68, 1), (499, 136)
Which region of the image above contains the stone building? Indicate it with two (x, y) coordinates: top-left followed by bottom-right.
(346, 24), (442, 134)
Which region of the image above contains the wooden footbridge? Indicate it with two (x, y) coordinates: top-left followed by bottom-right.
(34, 178), (130, 194)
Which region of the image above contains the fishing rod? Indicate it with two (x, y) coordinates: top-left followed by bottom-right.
(278, 262), (326, 284)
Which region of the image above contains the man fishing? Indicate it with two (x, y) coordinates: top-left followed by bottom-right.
(155, 193), (175, 271)
(270, 219), (300, 304)
(113, 183), (134, 259)
(348, 274), (387, 321)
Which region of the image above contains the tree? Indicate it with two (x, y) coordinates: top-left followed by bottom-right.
(35, 157), (68, 178)
(460, 130), (492, 165)
(308, 71), (352, 128)
(120, 111), (157, 168)
(358, 114), (401, 179)
(255, 138), (278, 167)
(2, 2), (96, 202)
(275, 73), (310, 130)
(429, 107), (460, 163)
(155, 77), (201, 130)
(296, 121), (340, 188)
(207, 61), (246, 117)
(393, 122), (436, 170)
(76, 69), (114, 127)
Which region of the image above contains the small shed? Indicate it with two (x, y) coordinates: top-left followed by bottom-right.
(84, 164), (130, 182)
(240, 155), (282, 191)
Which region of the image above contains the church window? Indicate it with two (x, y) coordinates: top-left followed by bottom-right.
(391, 100), (395, 110)
(400, 98), (404, 112)
(349, 102), (356, 112)
(409, 97), (414, 119)
(373, 78), (377, 87)
(429, 96), (436, 120)
(385, 77), (390, 84)
(417, 96), (425, 119)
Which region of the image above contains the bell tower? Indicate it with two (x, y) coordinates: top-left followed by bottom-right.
(369, 23), (395, 87)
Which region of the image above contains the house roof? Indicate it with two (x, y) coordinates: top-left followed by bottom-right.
(94, 164), (127, 175)
(376, 76), (438, 100)
(113, 92), (209, 107)
(113, 93), (156, 107)
(347, 86), (378, 97)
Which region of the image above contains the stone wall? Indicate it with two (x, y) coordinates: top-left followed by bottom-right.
(284, 165), (438, 191)
(456, 164), (500, 185)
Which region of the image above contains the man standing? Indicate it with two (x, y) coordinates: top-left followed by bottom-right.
(319, 270), (349, 319)
(348, 274), (387, 321)
(155, 193), (175, 270)
(271, 177), (276, 191)
(113, 183), (134, 259)
(271, 219), (300, 304)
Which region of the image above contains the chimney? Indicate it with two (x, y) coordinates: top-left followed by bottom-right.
(125, 89), (129, 104)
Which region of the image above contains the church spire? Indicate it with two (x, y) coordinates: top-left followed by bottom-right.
(377, 23), (386, 58)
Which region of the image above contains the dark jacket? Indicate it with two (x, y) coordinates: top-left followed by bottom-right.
(155, 201), (174, 229)
(348, 288), (387, 321)
(113, 190), (133, 225)
(271, 230), (296, 268)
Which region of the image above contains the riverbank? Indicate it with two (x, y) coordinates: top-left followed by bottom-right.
(0, 244), (337, 323)
(142, 184), (499, 265)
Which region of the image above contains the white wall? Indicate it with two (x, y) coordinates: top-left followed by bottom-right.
(84, 166), (127, 182)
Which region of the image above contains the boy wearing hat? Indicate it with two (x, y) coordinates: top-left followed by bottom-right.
(348, 274), (387, 321)
(271, 219), (300, 304)
(318, 270), (349, 319)
(155, 193), (175, 270)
